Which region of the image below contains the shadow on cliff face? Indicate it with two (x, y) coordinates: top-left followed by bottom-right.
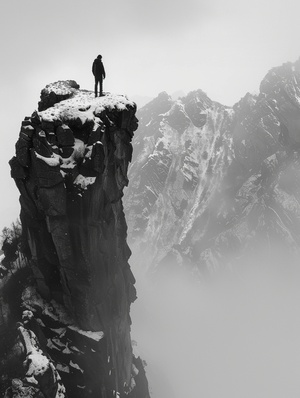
(130, 246), (300, 398)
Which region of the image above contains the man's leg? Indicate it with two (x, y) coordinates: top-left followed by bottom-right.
(100, 78), (103, 96)
(94, 79), (98, 97)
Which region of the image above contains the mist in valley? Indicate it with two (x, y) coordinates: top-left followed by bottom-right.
(130, 246), (300, 398)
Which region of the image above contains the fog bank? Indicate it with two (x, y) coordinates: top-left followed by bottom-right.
(130, 249), (300, 398)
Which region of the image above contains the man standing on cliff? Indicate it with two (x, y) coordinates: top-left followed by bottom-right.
(92, 54), (106, 97)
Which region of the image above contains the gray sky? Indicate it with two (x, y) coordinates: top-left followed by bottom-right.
(0, 0), (299, 231)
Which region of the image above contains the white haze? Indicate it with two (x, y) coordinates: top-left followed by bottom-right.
(130, 246), (300, 398)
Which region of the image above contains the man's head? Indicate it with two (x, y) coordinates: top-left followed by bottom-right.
(97, 55), (102, 60)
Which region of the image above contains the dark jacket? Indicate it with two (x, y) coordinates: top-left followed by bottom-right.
(92, 58), (106, 80)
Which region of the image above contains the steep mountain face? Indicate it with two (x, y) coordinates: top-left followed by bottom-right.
(124, 59), (300, 275)
(2, 81), (149, 397)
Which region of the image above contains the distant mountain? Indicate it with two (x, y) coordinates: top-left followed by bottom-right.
(171, 90), (185, 100)
(124, 59), (300, 276)
(131, 94), (153, 109)
(132, 91), (185, 110)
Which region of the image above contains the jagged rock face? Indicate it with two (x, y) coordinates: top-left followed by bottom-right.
(6, 81), (149, 397)
(124, 60), (300, 275)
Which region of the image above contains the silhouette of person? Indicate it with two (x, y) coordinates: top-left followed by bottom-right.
(92, 54), (106, 97)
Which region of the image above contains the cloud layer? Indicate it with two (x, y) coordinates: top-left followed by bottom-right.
(131, 248), (300, 398)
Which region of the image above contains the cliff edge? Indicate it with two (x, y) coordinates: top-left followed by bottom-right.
(2, 81), (149, 397)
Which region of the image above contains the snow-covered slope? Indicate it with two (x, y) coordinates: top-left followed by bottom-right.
(124, 59), (300, 276)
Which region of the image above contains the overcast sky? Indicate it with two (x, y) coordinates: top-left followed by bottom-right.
(0, 0), (299, 231)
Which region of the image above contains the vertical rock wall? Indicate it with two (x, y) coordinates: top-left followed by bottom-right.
(7, 81), (149, 397)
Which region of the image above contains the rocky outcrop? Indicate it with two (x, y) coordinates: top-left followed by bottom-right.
(124, 59), (300, 275)
(4, 81), (149, 397)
